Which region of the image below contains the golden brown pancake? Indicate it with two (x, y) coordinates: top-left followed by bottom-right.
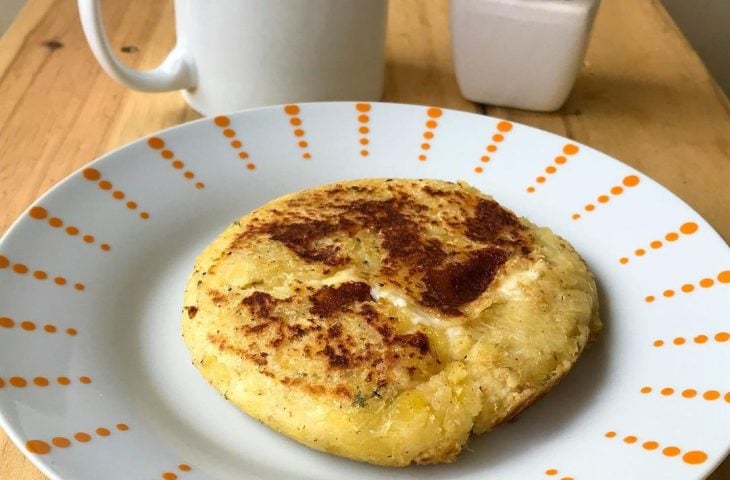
(182, 179), (600, 466)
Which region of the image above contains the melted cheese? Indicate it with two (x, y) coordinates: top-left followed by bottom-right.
(494, 260), (544, 299)
(371, 285), (471, 357)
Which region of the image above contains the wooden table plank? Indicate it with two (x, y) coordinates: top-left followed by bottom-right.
(0, 0), (728, 478)
(383, 0), (478, 112)
(0, 0), (192, 237)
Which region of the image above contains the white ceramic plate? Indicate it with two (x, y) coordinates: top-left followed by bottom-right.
(1, 102), (728, 480)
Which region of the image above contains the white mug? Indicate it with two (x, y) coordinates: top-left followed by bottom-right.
(78, 0), (389, 115)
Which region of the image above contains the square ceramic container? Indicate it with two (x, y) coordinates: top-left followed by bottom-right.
(451, 0), (600, 111)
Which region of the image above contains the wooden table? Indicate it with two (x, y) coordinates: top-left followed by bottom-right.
(1, 0), (728, 478)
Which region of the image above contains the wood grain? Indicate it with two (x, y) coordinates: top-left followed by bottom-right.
(0, 0), (728, 478)
(383, 0), (477, 111)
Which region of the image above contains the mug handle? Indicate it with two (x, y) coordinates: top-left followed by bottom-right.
(78, 0), (195, 92)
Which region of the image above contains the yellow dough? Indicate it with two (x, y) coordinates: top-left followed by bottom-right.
(182, 179), (600, 466)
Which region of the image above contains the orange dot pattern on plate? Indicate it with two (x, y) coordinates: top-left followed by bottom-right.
(24, 423), (129, 455)
(474, 120), (512, 173)
(644, 270), (730, 303)
(604, 431), (708, 465)
(641, 385), (730, 403)
(28, 206), (111, 252)
(283, 105), (312, 161)
(571, 175), (640, 221)
(418, 107), (443, 162)
(33, 377), (49, 386)
(619, 222), (699, 264)
(148, 136), (207, 185)
(0, 375), (92, 388)
(8, 377), (26, 387)
(161, 464), (193, 479)
(81, 168), (151, 219)
(52, 437), (71, 448)
(652, 332), (730, 347)
(0, 255), (85, 291)
(544, 468), (575, 479)
(526, 142), (577, 191)
(212, 116), (255, 171)
(356, 103), (371, 157)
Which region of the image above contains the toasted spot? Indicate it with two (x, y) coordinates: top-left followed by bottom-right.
(242, 291), (281, 319)
(465, 199), (528, 245)
(421, 248), (509, 314)
(310, 282), (373, 317)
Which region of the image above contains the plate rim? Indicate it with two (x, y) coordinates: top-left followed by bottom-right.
(1, 101), (728, 480)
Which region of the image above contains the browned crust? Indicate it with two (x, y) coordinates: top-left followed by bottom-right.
(190, 180), (538, 403)
(241, 181), (534, 316)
